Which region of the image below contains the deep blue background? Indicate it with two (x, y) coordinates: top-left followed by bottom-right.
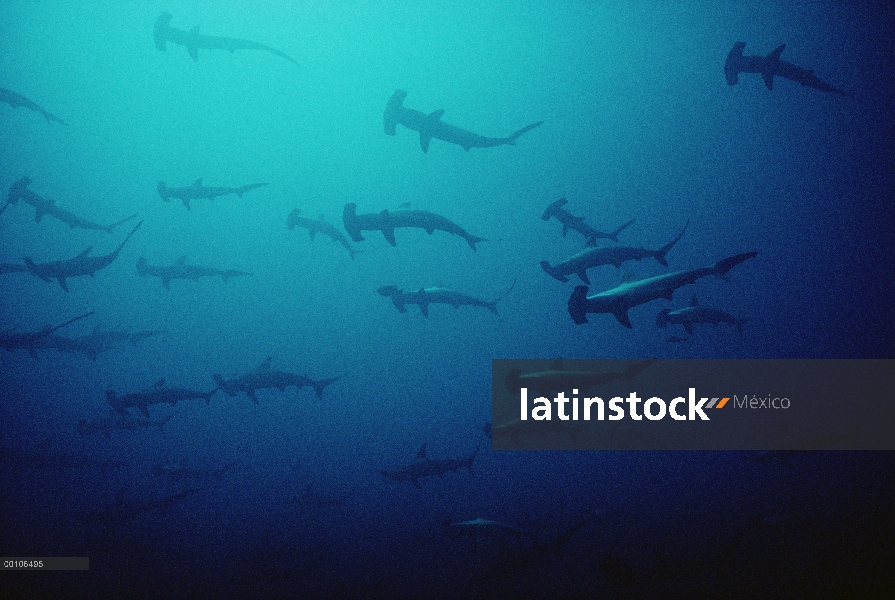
(2, 2), (893, 598)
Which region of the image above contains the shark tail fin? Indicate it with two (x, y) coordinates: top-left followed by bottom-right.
(312, 375), (341, 400)
(567, 286), (590, 324)
(735, 317), (749, 335)
(655, 220), (688, 267)
(608, 218), (636, 242)
(105, 213), (139, 233)
(505, 121), (544, 145)
(466, 234), (486, 252)
(656, 309), (670, 328)
(489, 278), (517, 311)
(540, 261), (569, 282)
(713, 251), (758, 280)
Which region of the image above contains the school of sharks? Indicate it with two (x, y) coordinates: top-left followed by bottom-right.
(1, 4), (893, 599)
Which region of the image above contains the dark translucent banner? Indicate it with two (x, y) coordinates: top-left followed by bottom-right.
(491, 359), (894, 450)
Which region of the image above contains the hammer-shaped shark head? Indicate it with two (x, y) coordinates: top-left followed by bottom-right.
(154, 12), (174, 51)
(383, 89), (408, 135)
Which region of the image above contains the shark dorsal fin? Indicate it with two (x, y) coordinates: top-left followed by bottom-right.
(380, 209), (390, 217)
(193, 178), (203, 188)
(175, 256), (187, 266)
(428, 109), (445, 121)
(154, 378), (165, 388)
(768, 44), (786, 61)
(690, 296), (699, 307)
(415, 443), (427, 459)
(257, 357), (273, 373)
(550, 358), (564, 371)
(78, 246), (94, 258)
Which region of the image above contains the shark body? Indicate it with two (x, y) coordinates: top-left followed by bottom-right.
(22, 221), (142, 291)
(106, 378), (216, 417)
(381, 442), (479, 489)
(287, 209), (358, 259)
(0, 86), (66, 124)
(7, 177), (136, 233)
(541, 198), (635, 246)
(153, 12), (298, 65)
(541, 222), (688, 284)
(343, 203), (485, 250)
(137, 256), (251, 289)
(383, 90), (542, 153)
(725, 43), (851, 96)
(377, 280), (514, 317)
(213, 357), (340, 402)
(157, 179), (268, 210)
(568, 252), (757, 327)
(656, 296), (748, 334)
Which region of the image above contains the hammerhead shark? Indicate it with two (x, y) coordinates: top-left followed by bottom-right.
(6, 177), (137, 232)
(157, 179), (268, 210)
(568, 252), (757, 327)
(541, 221), (689, 284)
(136, 256), (251, 288)
(724, 43), (851, 96)
(383, 89), (543, 153)
(153, 12), (298, 65)
(377, 279), (515, 317)
(74, 325), (165, 356)
(78, 412), (173, 439)
(213, 357), (341, 402)
(541, 198), (635, 246)
(152, 459), (240, 484)
(380, 442), (480, 489)
(22, 220), (143, 291)
(343, 202), (486, 250)
(106, 378), (216, 417)
(505, 358), (656, 397)
(0, 311), (93, 357)
(656, 296), (748, 334)
(0, 86), (66, 125)
(287, 209), (358, 259)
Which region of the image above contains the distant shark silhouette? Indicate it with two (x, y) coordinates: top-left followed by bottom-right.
(343, 203), (486, 250)
(381, 442), (480, 489)
(383, 89), (542, 153)
(287, 209), (358, 259)
(724, 43), (851, 96)
(213, 357), (340, 402)
(541, 198), (635, 246)
(656, 296), (748, 334)
(568, 252), (757, 327)
(154, 12), (298, 65)
(541, 221), (688, 284)
(377, 279), (515, 317)
(22, 220), (142, 291)
(0, 311), (93, 358)
(107, 378), (216, 417)
(136, 256), (251, 289)
(157, 179), (268, 210)
(0, 86), (66, 124)
(6, 176), (137, 233)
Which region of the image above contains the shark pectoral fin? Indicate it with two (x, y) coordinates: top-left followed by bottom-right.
(249, 390), (258, 403)
(382, 228), (396, 246)
(35, 208), (45, 222)
(183, 199), (191, 210)
(762, 72), (774, 90)
(577, 271), (590, 285)
(163, 278), (171, 289)
(188, 45), (198, 61)
(684, 323), (693, 334)
(416, 444), (427, 459)
(614, 309), (632, 328)
(308, 229), (317, 240)
(58, 278), (69, 292)
(78, 247), (94, 258)
(419, 303), (429, 317)
(419, 132), (432, 153)
(139, 403), (150, 418)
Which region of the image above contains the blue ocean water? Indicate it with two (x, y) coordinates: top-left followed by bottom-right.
(1, 1), (893, 598)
